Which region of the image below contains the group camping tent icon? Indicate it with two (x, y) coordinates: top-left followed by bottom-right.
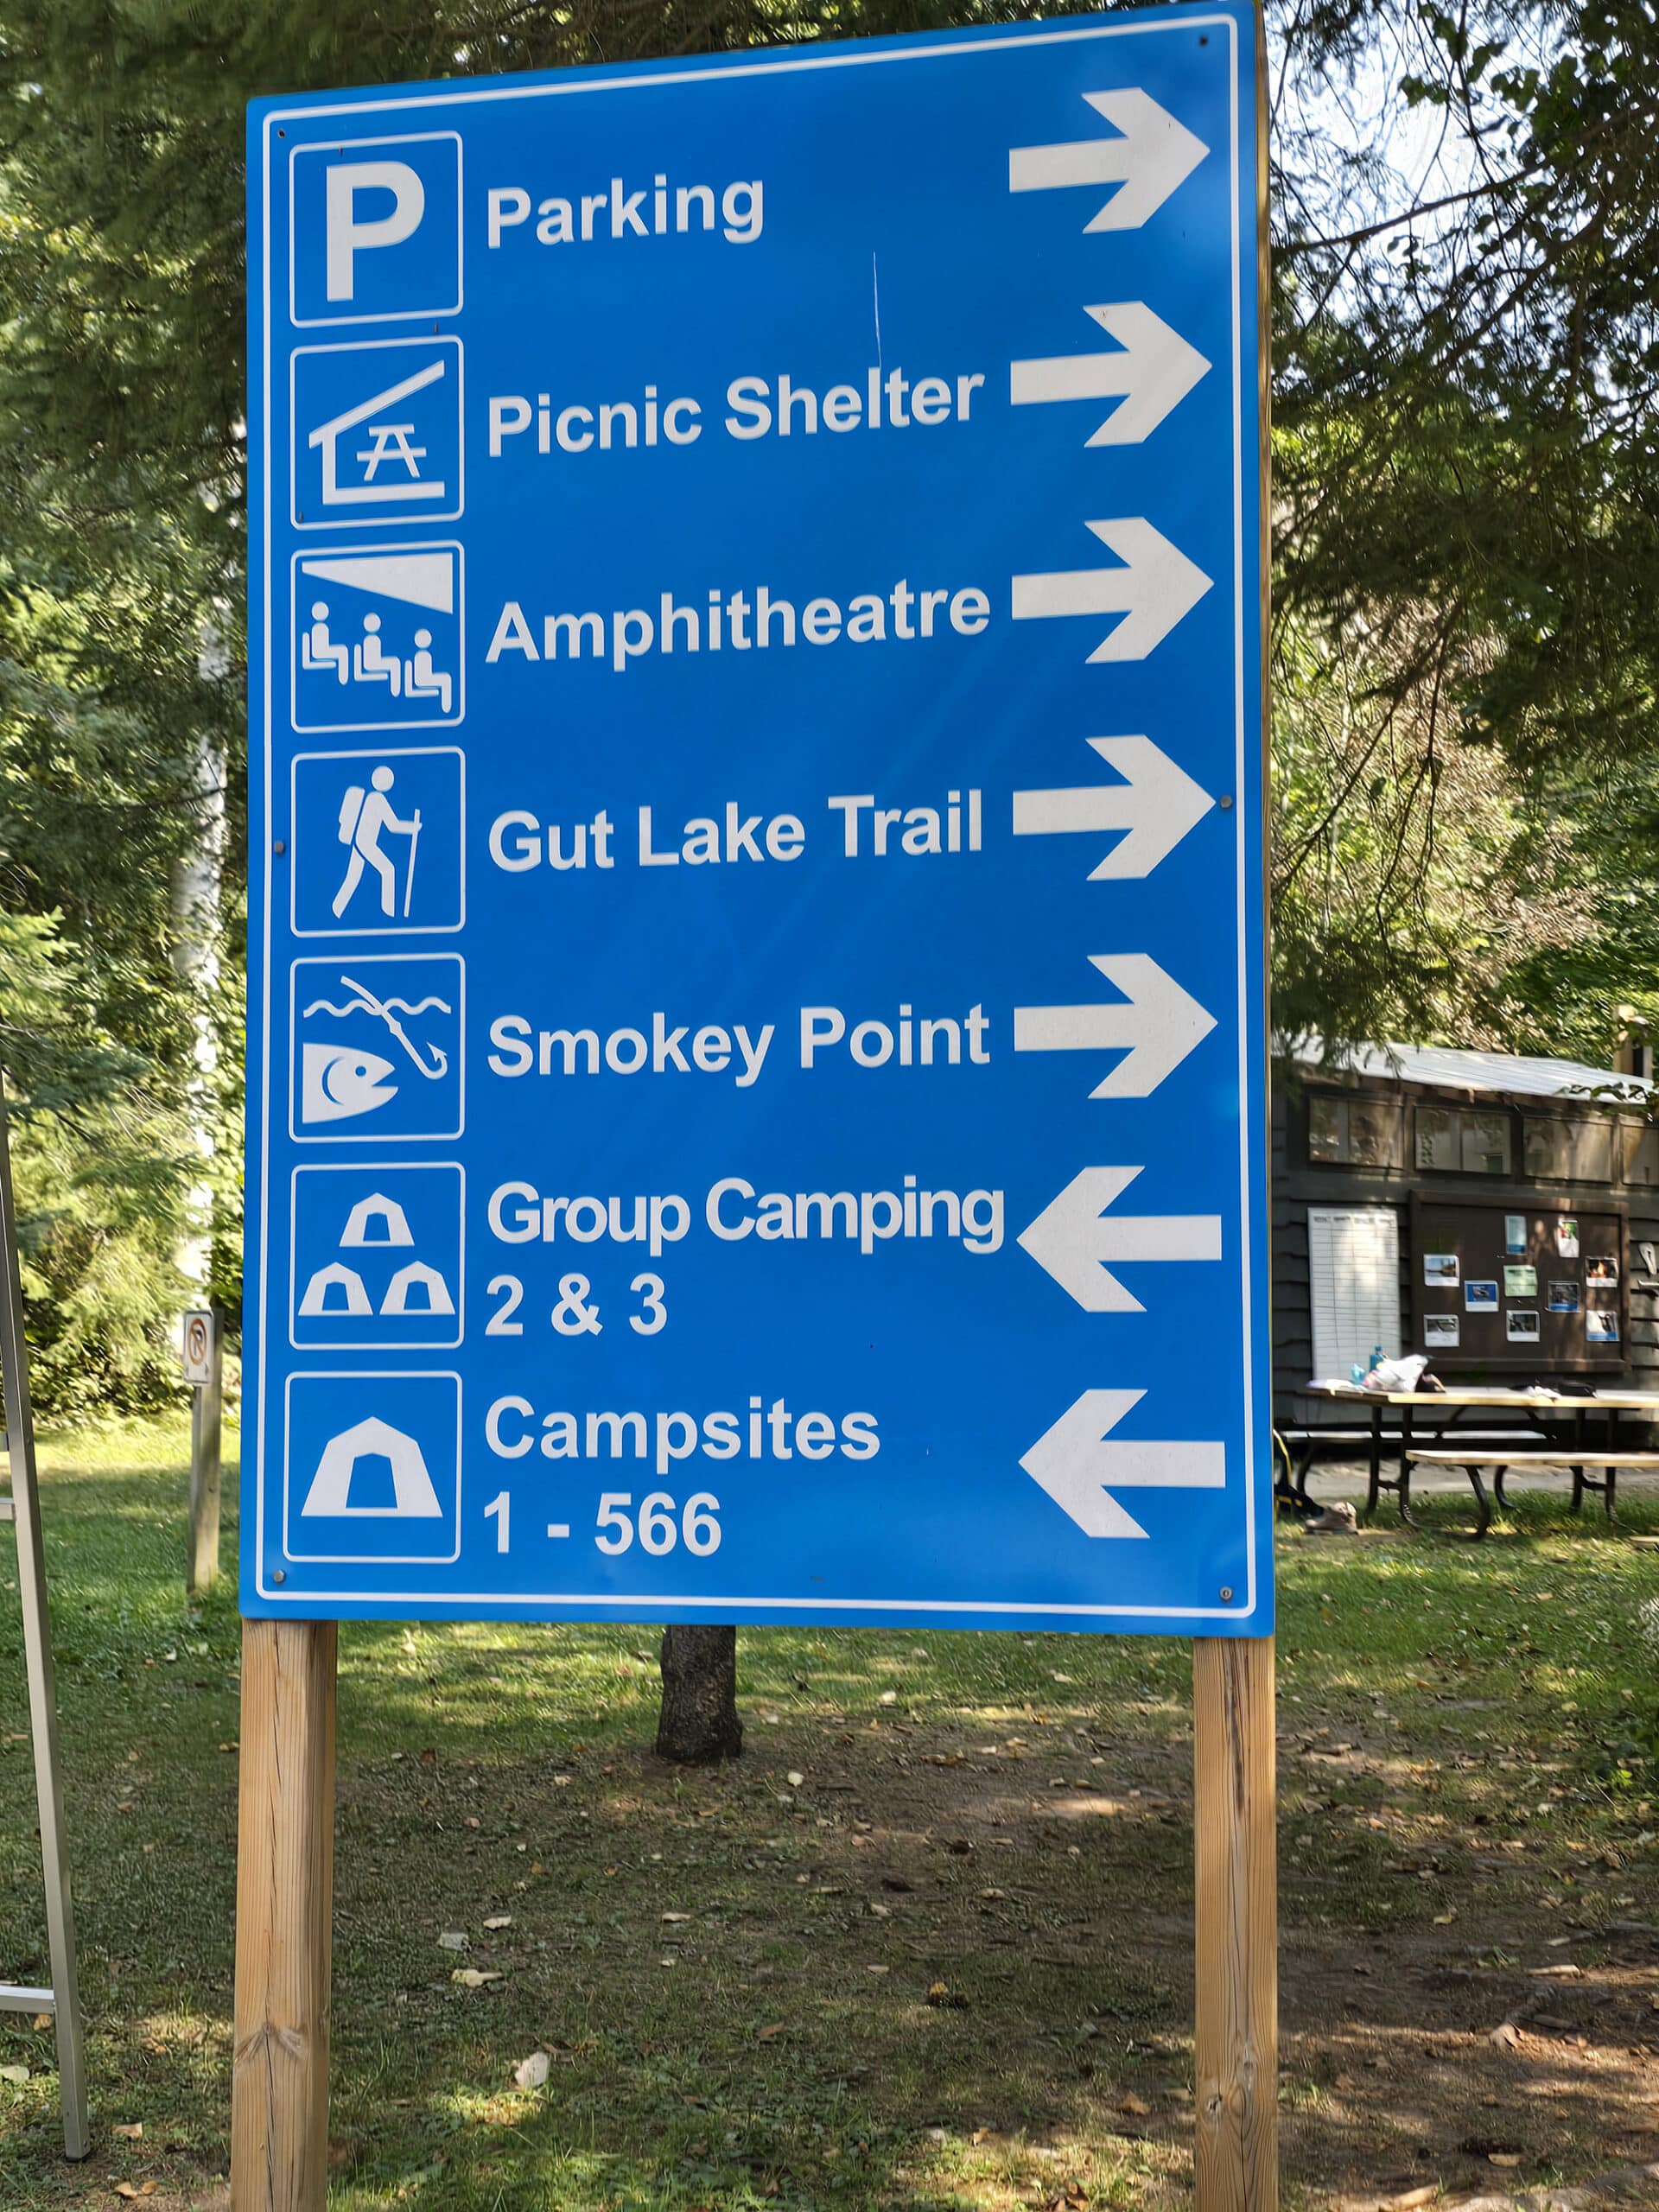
(301, 1415), (443, 1519)
(299, 1190), (454, 1319)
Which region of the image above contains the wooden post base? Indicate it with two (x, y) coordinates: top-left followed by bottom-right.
(232, 1618), (337, 2212)
(1194, 1636), (1277, 2212)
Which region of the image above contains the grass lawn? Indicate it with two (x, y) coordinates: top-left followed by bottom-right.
(0, 1418), (1656, 2209)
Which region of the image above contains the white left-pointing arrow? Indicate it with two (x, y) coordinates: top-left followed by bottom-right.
(1013, 736), (1215, 880)
(1019, 1167), (1222, 1313)
(1010, 304), (1211, 446)
(1014, 953), (1216, 1099)
(1012, 519), (1212, 663)
(1021, 1389), (1225, 1539)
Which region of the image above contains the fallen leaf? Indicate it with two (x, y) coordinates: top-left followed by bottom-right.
(30, 2015), (49, 2033)
(1117, 2092), (1151, 2116)
(483, 1915), (512, 1931)
(1489, 2152), (1522, 2170)
(755, 2024), (789, 2042)
(1487, 2021), (1521, 2050)
(661, 1912), (694, 1924)
(451, 1968), (503, 1988)
(787, 1771), (805, 1789)
(111, 2121), (143, 2139)
(0, 2064), (25, 2085)
(879, 1691), (898, 1706)
(1433, 1910), (1457, 1925)
(1386, 2189), (1437, 2209)
(114, 2188), (139, 2203)
(512, 2051), (550, 2090)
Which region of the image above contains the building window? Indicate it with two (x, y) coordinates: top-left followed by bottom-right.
(1307, 1094), (1406, 1168)
(1622, 1122), (1659, 1189)
(1414, 1105), (1511, 1175)
(1522, 1116), (1615, 1183)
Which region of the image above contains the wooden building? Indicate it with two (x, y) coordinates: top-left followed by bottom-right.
(1274, 1043), (1659, 1428)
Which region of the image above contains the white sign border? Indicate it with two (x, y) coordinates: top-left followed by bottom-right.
(253, 10), (1262, 1623)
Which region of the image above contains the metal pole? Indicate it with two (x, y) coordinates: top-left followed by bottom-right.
(0, 1073), (89, 2158)
(188, 1326), (223, 1595)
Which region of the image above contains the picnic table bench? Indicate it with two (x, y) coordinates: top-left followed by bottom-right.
(1300, 1382), (1659, 1524)
(1408, 1446), (1659, 1537)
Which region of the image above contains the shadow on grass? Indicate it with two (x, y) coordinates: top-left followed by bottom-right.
(0, 1434), (1655, 2204)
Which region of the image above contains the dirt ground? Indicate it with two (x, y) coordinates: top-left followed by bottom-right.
(3, 1425), (1658, 2209)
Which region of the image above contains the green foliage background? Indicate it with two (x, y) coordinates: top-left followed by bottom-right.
(2, 0), (1658, 1402)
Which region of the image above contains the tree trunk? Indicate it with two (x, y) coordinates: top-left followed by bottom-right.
(654, 1625), (742, 1764)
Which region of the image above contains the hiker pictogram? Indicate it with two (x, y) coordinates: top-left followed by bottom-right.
(334, 766), (422, 918)
(291, 747), (462, 938)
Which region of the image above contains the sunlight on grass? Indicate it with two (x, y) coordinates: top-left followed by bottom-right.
(0, 1426), (1656, 2204)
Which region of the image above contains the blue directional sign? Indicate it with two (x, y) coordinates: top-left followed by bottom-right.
(246, 3), (1270, 1632)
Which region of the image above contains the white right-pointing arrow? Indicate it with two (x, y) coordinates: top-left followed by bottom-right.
(1019, 1166), (1222, 1313)
(1012, 736), (1216, 880)
(1008, 90), (1210, 232)
(1021, 1389), (1226, 1539)
(1011, 519), (1213, 663)
(1014, 954), (1217, 1099)
(1009, 304), (1211, 446)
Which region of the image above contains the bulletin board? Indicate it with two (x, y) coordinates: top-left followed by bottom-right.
(1411, 1194), (1628, 1374)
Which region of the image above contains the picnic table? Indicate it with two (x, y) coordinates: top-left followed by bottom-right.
(1298, 1381), (1659, 1522)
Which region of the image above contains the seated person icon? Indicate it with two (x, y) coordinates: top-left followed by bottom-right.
(353, 612), (403, 696)
(404, 628), (452, 715)
(302, 601), (351, 685)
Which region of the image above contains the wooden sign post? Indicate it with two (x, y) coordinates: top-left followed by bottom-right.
(229, 1634), (1277, 2212)
(1196, 1638), (1277, 2210)
(231, 1620), (336, 2212)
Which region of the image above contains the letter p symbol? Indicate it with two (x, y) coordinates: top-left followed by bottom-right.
(289, 134), (461, 325)
(326, 162), (425, 300)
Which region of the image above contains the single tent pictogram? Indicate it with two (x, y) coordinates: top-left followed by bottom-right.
(341, 1192), (414, 1246)
(381, 1260), (454, 1316)
(298, 1261), (372, 1317)
(301, 1415), (443, 1517)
